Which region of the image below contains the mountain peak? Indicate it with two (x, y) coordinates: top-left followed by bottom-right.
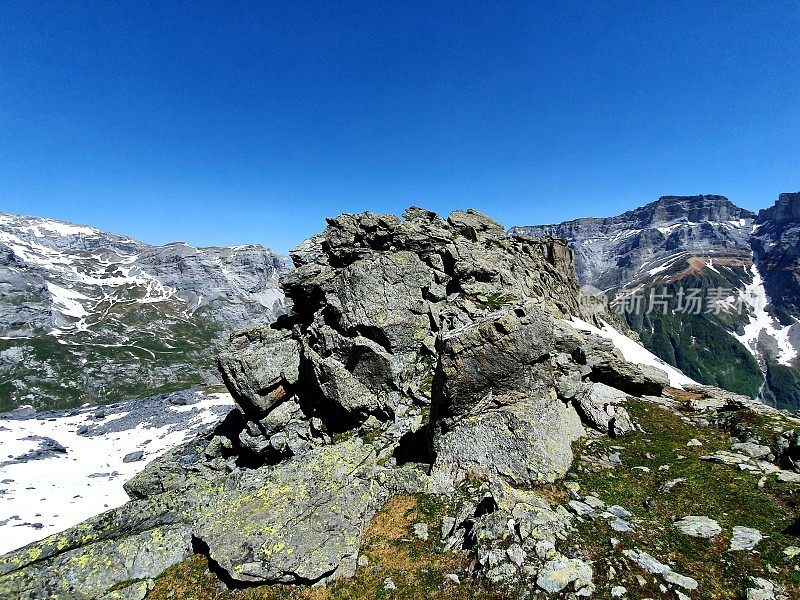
(757, 192), (800, 224)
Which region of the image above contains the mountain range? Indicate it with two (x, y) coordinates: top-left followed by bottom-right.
(0, 213), (289, 411)
(512, 192), (800, 409)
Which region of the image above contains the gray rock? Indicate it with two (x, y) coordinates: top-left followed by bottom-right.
(732, 442), (773, 460)
(746, 577), (775, 600)
(729, 526), (763, 551)
(607, 505), (633, 519)
(623, 549), (698, 591)
(622, 549), (669, 574)
(122, 451), (144, 463)
(608, 518), (633, 532)
(194, 439), (376, 585)
(218, 325), (300, 419)
(432, 301), (555, 420)
(431, 394), (584, 491)
(674, 515), (722, 538)
(536, 557), (593, 593)
(412, 522), (429, 541)
(506, 543), (525, 566)
(662, 569), (699, 590)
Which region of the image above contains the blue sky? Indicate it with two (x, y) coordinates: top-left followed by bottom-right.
(1, 1), (799, 253)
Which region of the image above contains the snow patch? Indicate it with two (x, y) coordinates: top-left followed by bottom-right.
(46, 282), (90, 320)
(569, 317), (697, 388)
(0, 392), (235, 555)
(734, 266), (797, 367)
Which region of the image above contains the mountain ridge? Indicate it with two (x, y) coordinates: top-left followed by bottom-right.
(512, 192), (800, 409)
(0, 212), (290, 411)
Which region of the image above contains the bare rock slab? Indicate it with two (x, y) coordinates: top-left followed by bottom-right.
(194, 439), (376, 585)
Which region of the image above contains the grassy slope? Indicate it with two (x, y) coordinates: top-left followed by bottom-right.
(566, 399), (800, 598)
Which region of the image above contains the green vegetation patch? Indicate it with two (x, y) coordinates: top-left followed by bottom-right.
(565, 399), (800, 599)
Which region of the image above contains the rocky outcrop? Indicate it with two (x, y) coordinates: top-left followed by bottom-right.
(1, 206), (674, 598)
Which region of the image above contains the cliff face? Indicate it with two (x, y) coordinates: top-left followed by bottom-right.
(512, 195), (756, 290)
(753, 193), (800, 317)
(7, 206), (794, 600)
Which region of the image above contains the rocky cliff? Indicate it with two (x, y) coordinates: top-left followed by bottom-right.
(3, 207), (799, 600)
(0, 213), (289, 410)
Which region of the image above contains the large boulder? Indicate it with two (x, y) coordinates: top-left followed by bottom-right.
(0, 494), (194, 599)
(431, 301), (555, 424)
(429, 302), (585, 490)
(580, 335), (668, 396)
(431, 395), (584, 491)
(218, 325), (300, 419)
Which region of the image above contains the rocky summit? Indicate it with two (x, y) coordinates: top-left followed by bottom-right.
(4, 207), (800, 599)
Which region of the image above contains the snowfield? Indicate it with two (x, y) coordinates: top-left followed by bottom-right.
(0, 391), (234, 555)
(734, 265), (798, 367)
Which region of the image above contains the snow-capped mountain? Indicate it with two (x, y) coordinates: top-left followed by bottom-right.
(0, 213), (290, 411)
(513, 194), (800, 409)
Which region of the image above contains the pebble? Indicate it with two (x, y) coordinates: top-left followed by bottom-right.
(382, 577), (396, 591)
(412, 522), (429, 541)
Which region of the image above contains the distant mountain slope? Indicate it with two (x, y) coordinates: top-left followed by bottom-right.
(0, 213), (290, 411)
(513, 194), (800, 409)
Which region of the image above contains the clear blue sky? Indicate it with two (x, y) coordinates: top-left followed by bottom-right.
(1, 1), (799, 253)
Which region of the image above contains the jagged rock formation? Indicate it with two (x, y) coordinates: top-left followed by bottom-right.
(0, 212), (289, 410)
(513, 193), (800, 409)
(0, 207), (715, 599)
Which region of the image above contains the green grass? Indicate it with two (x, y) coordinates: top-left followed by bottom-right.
(564, 400), (800, 598)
